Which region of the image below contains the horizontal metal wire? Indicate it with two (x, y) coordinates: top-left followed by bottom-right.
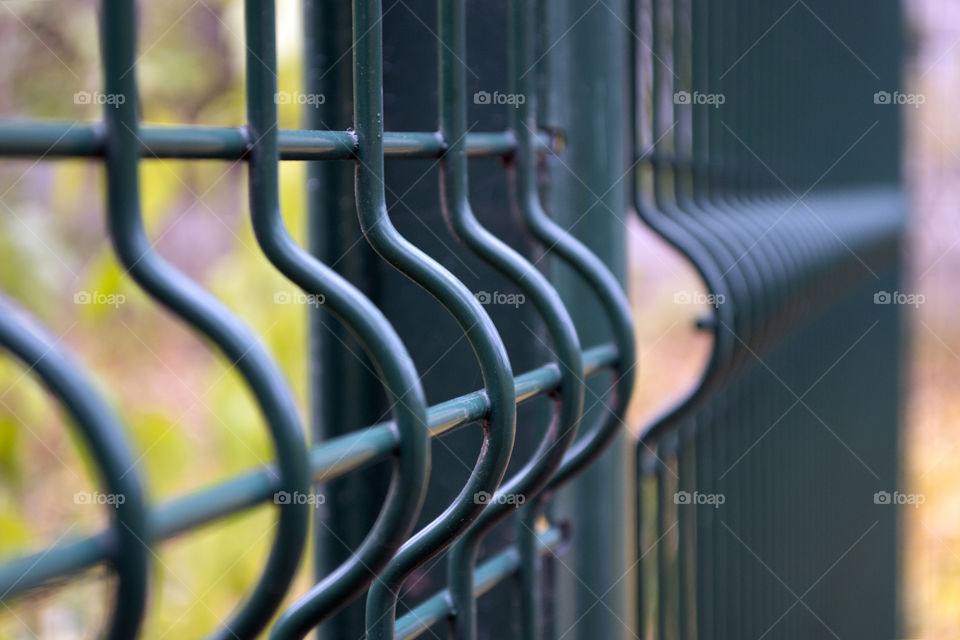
(0, 343), (615, 598)
(0, 122), (551, 160)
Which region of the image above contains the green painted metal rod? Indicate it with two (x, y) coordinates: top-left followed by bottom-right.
(0, 122), (549, 160)
(0, 343), (614, 600)
(244, 0), (434, 627)
(101, 2), (311, 638)
(0, 299), (150, 640)
(409, 1), (595, 639)
(272, 0), (522, 634)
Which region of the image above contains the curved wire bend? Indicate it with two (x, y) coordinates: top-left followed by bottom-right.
(507, 0), (636, 493)
(338, 0), (586, 639)
(240, 0), (432, 634)
(0, 299), (150, 640)
(628, 0), (734, 444)
(101, 3), (310, 638)
(470, 2), (637, 638)
(271, 1), (518, 639)
(429, 2), (591, 639)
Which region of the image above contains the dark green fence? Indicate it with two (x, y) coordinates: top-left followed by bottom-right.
(0, 0), (903, 639)
(634, 0), (904, 638)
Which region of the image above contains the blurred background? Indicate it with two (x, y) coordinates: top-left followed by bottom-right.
(0, 0), (954, 638)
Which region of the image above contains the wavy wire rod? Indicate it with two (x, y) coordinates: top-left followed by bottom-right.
(514, 7), (636, 498)
(390, 2), (588, 640)
(630, 0), (733, 442)
(0, 299), (150, 640)
(381, 0), (641, 631)
(101, 2), (311, 638)
(243, 0), (434, 628)
(270, 0), (519, 636)
(505, 2), (637, 638)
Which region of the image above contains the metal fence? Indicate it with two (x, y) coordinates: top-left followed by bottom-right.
(0, 0), (904, 639)
(633, 0), (904, 638)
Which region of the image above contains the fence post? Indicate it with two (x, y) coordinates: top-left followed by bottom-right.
(303, 3), (392, 638)
(544, 0), (636, 638)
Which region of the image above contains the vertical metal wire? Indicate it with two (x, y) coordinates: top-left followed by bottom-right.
(242, 2), (432, 635)
(346, 3), (523, 640)
(520, 5), (637, 496)
(101, 2), (311, 637)
(300, 3), (388, 635)
(433, 2), (587, 639)
(0, 299), (150, 640)
(509, 0), (638, 635)
(654, 435), (672, 640)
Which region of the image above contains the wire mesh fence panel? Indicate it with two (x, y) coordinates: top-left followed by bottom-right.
(0, 0), (903, 639)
